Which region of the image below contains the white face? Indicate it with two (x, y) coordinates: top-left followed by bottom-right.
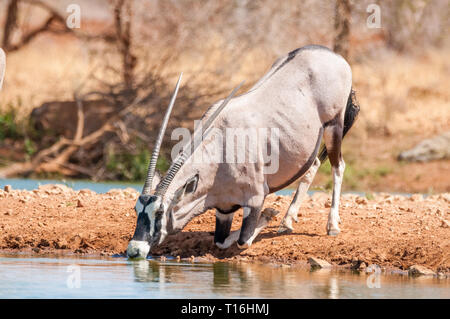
(134, 195), (162, 238)
(128, 173), (199, 257)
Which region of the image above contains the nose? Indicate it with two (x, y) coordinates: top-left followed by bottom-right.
(127, 240), (150, 259)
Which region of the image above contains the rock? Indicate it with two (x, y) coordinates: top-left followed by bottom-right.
(355, 196), (368, 205)
(123, 187), (139, 198)
(38, 184), (73, 195)
(440, 219), (449, 228)
(398, 131), (450, 162)
(408, 265), (435, 276)
(308, 257), (332, 269)
(410, 194), (424, 202)
(359, 262), (367, 270)
(38, 238), (50, 248)
(77, 199), (86, 208)
(4, 185), (12, 192)
(437, 193), (450, 203)
(78, 189), (96, 196)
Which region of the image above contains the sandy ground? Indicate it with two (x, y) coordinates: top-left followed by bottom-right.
(0, 184), (449, 273)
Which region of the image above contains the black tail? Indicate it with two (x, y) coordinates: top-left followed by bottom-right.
(318, 89), (360, 163)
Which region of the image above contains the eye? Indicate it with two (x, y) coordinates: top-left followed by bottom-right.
(184, 174), (199, 194)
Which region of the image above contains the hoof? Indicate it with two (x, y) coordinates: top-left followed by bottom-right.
(215, 241), (228, 249)
(277, 225), (293, 234)
(237, 242), (249, 249)
(327, 228), (340, 236)
(261, 208), (280, 221)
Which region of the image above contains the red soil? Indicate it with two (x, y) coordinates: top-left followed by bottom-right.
(0, 184), (449, 273)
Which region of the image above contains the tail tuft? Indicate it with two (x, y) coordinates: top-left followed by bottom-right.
(319, 89), (360, 163)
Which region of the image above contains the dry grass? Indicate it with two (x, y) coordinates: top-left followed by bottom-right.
(0, 32), (449, 192)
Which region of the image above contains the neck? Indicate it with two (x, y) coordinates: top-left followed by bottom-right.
(169, 193), (208, 233)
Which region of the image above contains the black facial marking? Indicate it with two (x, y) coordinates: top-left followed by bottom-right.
(132, 212), (151, 242)
(139, 195), (158, 206)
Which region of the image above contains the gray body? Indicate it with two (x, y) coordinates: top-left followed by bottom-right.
(127, 45), (357, 258)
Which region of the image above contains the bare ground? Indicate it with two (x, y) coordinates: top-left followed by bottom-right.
(0, 184), (449, 273)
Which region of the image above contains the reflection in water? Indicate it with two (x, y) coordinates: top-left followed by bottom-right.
(1, 254), (449, 299)
(127, 259), (449, 299)
(129, 260), (450, 299)
(329, 277), (339, 299)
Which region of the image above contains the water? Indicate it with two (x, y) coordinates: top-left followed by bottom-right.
(0, 254), (448, 299)
(0, 178), (441, 298)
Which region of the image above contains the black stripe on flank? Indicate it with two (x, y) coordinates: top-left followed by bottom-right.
(215, 205), (242, 215)
(272, 45), (333, 75)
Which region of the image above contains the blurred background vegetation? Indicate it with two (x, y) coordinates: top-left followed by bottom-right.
(0, 0), (448, 193)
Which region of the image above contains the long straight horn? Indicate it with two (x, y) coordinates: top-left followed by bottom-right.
(142, 73), (183, 195)
(155, 81), (244, 197)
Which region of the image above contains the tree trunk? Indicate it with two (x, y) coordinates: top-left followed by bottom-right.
(2, 0), (19, 50)
(333, 0), (352, 61)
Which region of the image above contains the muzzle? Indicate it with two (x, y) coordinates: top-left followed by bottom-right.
(127, 240), (150, 259)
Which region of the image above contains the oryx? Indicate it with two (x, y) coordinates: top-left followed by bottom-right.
(127, 45), (360, 259)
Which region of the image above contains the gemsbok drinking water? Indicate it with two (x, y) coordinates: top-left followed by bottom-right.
(127, 45), (360, 259)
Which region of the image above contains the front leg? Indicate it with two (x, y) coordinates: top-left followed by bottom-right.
(214, 210), (235, 248)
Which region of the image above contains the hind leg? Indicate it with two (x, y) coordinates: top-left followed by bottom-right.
(323, 121), (345, 236)
(237, 207), (279, 249)
(278, 157), (321, 233)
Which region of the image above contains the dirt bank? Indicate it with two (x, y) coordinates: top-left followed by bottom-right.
(0, 184), (449, 273)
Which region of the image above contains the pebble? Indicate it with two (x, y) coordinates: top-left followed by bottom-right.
(4, 185), (12, 192)
(308, 257), (332, 269)
(408, 265), (435, 276)
(410, 194), (424, 202)
(355, 196), (368, 205)
(77, 199), (85, 208)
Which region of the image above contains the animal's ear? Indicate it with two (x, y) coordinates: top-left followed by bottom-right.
(184, 174), (199, 194)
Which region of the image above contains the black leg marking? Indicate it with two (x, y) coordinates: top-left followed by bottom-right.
(325, 124), (343, 168)
(214, 212), (234, 244)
